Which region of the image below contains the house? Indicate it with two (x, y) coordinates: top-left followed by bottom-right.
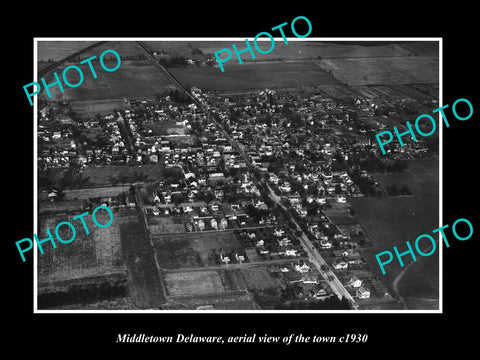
(295, 262), (310, 273)
(197, 219), (205, 231)
(314, 231), (328, 241)
(280, 266), (290, 272)
(277, 237), (291, 247)
(332, 259), (348, 270)
(320, 239), (333, 249)
(356, 286), (370, 299)
(184, 222), (194, 232)
(301, 275), (319, 284)
(211, 218), (218, 230)
(208, 172), (225, 184)
(235, 253), (245, 263)
(333, 249), (351, 258)
(127, 194), (136, 207)
(274, 228), (285, 237)
(347, 276), (363, 288)
(220, 253), (230, 264)
(312, 287), (328, 300)
(220, 217), (228, 230)
(255, 239), (264, 247)
(284, 249), (299, 257)
(279, 182), (291, 193)
(257, 246), (269, 255)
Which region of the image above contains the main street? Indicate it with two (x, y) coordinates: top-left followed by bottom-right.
(267, 186), (359, 309)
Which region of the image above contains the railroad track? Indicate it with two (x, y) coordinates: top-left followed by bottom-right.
(134, 41), (202, 106)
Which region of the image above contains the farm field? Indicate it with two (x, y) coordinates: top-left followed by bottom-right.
(315, 56), (439, 86)
(350, 159), (439, 309)
(39, 60), (176, 102)
(193, 41), (422, 61)
(396, 42), (439, 56)
(142, 41), (209, 58)
(37, 208), (129, 283)
(37, 41), (99, 62)
(170, 60), (339, 91)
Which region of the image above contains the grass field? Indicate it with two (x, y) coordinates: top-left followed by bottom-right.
(315, 56), (439, 86)
(170, 60), (339, 91)
(39, 60), (175, 102)
(350, 159), (439, 309)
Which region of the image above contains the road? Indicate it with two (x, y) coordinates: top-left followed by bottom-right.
(162, 256), (310, 274)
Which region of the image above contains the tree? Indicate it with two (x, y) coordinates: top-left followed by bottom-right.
(203, 192), (215, 204)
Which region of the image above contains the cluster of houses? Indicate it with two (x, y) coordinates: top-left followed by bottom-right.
(192, 87), (385, 302)
(37, 109), (129, 169)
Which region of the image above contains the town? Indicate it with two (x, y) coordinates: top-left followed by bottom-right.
(35, 40), (439, 311)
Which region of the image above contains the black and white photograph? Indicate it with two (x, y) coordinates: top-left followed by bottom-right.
(33, 38), (440, 312)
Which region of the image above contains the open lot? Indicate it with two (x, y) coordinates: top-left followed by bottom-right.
(152, 231), (240, 269)
(170, 60), (339, 91)
(78, 165), (165, 188)
(240, 266), (286, 290)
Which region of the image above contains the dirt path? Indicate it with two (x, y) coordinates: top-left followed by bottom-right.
(392, 242), (436, 309)
(392, 263), (411, 309)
